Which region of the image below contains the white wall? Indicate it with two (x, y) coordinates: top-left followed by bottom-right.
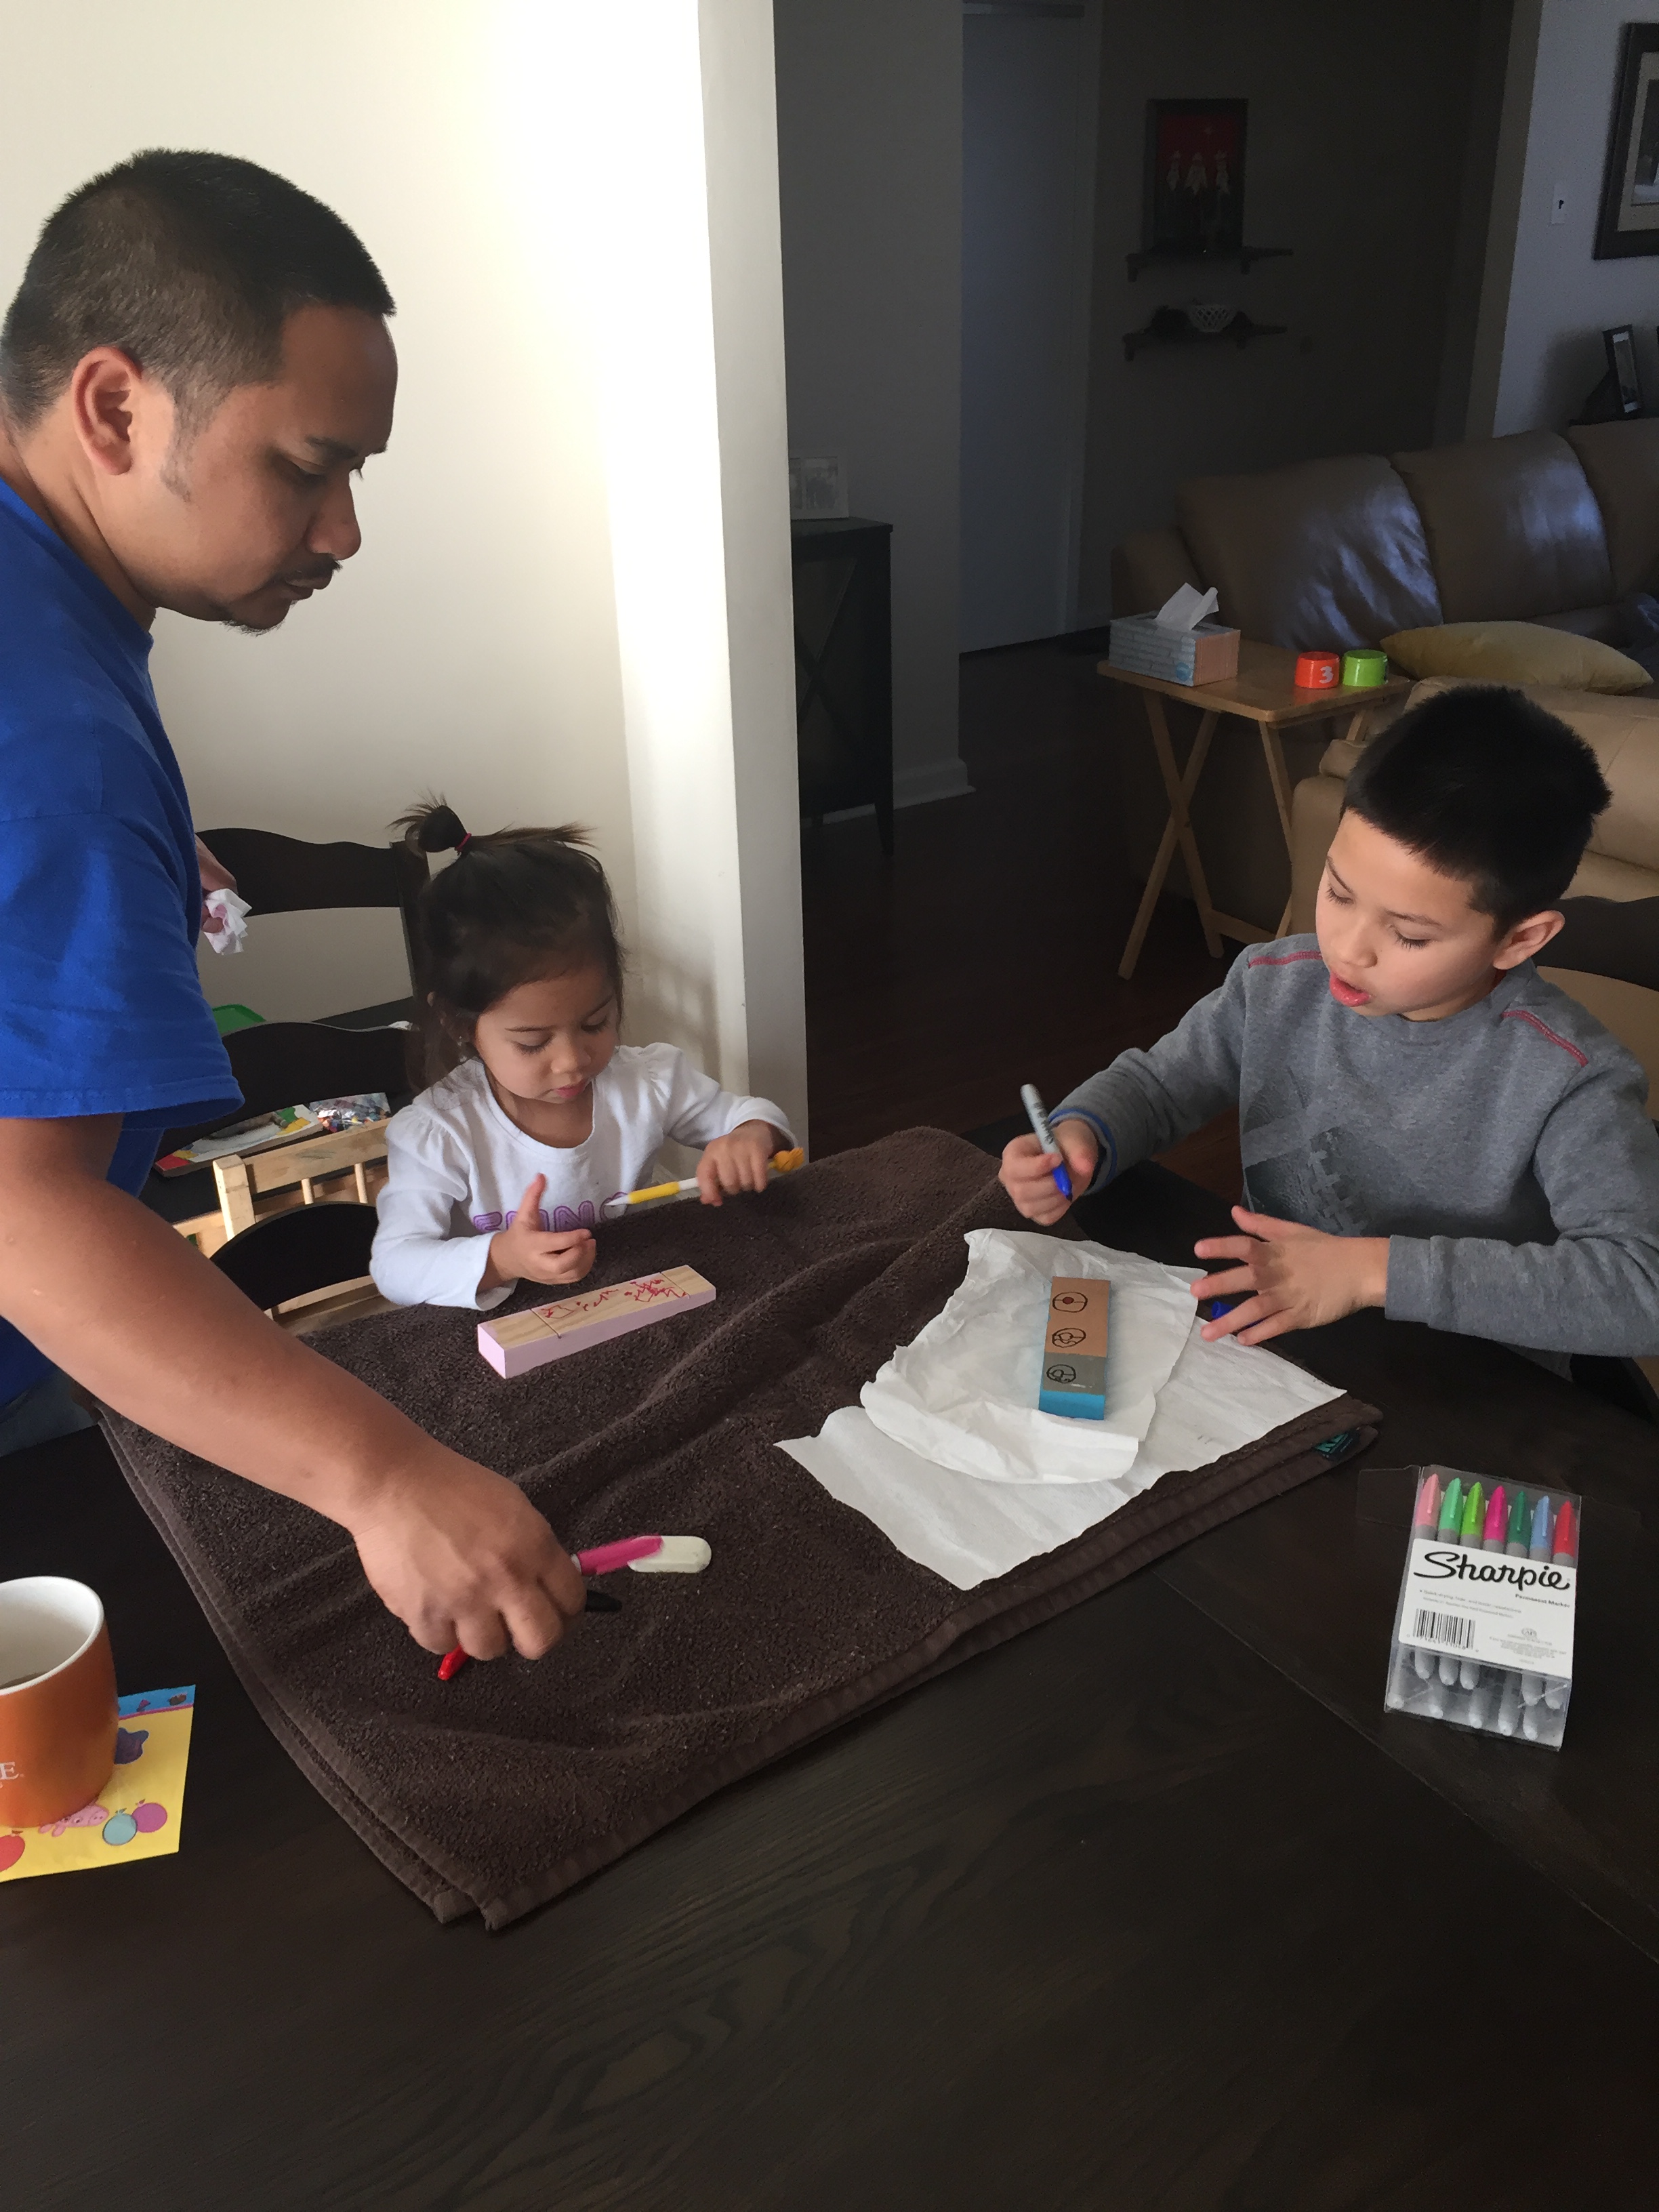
(773, 0), (968, 806)
(0, 0), (806, 1134)
(1471, 1), (1659, 436)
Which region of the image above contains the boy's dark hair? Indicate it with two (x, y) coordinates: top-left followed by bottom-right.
(0, 149), (394, 434)
(1343, 685), (1612, 930)
(395, 799), (625, 1084)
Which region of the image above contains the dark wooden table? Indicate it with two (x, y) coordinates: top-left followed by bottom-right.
(4, 1166), (1654, 2211)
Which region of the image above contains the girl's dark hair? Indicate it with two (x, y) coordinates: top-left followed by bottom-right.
(394, 797), (624, 1082)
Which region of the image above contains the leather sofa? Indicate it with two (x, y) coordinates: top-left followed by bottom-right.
(1107, 419), (1659, 937)
(1113, 419), (1659, 656)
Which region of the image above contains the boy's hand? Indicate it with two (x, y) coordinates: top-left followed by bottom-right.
(1000, 1122), (1099, 1225)
(1191, 1208), (1389, 1345)
(483, 1174), (596, 1292)
(697, 1120), (785, 1205)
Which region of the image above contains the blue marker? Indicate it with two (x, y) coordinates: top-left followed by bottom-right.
(1528, 1494), (1553, 1561)
(1021, 1084), (1072, 1200)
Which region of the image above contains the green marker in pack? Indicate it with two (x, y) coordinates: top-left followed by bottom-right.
(1460, 1481), (1484, 1547)
(1505, 1485), (1530, 1557)
(1437, 1476), (1462, 1542)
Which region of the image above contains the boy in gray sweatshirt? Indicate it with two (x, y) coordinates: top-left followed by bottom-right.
(1001, 685), (1659, 1360)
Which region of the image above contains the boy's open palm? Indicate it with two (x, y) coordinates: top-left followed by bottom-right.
(1191, 1207), (1389, 1345)
(999, 1125), (1099, 1225)
(485, 1174), (596, 1290)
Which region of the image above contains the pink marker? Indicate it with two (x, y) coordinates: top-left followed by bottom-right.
(1481, 1483), (1508, 1551)
(574, 1535), (663, 1576)
(438, 1536), (665, 1677)
(1412, 1471), (1441, 1540)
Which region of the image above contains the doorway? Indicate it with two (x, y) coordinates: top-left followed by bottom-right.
(960, 0), (1099, 652)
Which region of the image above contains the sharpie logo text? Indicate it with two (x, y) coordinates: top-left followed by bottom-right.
(1414, 1546), (1570, 1593)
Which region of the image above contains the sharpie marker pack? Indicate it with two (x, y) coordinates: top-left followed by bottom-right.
(1384, 1465), (1580, 1749)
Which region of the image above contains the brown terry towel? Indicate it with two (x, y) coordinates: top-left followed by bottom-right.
(104, 1129), (1376, 1927)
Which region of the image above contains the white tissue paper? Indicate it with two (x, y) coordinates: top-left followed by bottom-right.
(778, 1228), (1344, 1590)
(861, 1229), (1193, 1486)
(202, 888), (251, 954)
(1154, 581), (1220, 631)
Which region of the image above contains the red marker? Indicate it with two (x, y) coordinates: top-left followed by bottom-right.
(1550, 1498), (1578, 1565)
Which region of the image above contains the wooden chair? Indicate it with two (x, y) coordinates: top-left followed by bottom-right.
(209, 1120), (393, 1330)
(212, 1202), (382, 1334)
(198, 825), (429, 990)
(213, 1119), (391, 1235)
(159, 1019), (413, 1155)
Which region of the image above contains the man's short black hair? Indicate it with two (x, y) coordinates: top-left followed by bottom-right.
(0, 149), (394, 434)
(1343, 684), (1612, 931)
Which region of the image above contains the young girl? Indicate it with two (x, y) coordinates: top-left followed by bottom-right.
(370, 802), (795, 1310)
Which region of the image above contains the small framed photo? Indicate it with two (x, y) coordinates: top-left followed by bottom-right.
(1595, 24), (1659, 258)
(789, 455), (848, 521)
(1143, 99), (1247, 260)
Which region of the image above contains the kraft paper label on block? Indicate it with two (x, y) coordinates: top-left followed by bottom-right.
(1039, 1277), (1109, 1420)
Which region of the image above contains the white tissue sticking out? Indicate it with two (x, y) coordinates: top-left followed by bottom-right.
(1154, 582), (1220, 631)
(629, 1534), (712, 1574)
(203, 888), (251, 954)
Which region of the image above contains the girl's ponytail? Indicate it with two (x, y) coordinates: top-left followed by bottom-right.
(391, 794), (623, 1082)
(396, 798), (470, 855)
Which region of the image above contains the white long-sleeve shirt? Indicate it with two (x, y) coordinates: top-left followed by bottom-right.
(370, 1044), (794, 1309)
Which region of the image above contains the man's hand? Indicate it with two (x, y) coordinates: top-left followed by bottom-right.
(195, 836), (236, 932)
(1000, 1122), (1099, 1225)
(481, 1174), (596, 1292)
(0, 1114), (588, 1662)
(696, 1119), (785, 1205)
(1191, 1207), (1389, 1346)
(345, 1445), (586, 1658)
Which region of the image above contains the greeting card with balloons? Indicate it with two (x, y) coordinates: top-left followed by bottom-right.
(0, 1685), (194, 1883)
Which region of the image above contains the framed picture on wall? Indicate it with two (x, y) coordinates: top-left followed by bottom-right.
(1595, 22), (1659, 258)
(1143, 99), (1246, 260)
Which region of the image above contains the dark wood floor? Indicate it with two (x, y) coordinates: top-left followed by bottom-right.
(802, 639), (1244, 1197)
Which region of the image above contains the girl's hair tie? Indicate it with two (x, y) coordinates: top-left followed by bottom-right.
(399, 799), (472, 857)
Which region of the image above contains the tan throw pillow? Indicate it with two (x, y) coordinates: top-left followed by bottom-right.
(1380, 621), (1650, 695)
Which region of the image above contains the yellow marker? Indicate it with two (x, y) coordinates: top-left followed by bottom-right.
(615, 1148), (804, 1214)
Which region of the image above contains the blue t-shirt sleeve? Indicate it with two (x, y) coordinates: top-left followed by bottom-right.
(0, 805), (237, 1125)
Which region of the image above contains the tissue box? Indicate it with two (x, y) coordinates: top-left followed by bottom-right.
(1107, 613), (1240, 687)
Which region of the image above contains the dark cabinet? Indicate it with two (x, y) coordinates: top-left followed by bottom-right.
(791, 516), (894, 854)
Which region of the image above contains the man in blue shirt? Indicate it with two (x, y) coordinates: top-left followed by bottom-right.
(0, 151), (583, 1664)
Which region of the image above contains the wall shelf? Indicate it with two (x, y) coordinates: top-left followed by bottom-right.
(1122, 308), (1288, 362)
(1126, 243), (1292, 281)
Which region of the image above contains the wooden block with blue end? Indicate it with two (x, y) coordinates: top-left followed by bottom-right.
(1038, 1277), (1108, 1420)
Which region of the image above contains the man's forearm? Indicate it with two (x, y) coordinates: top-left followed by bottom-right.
(0, 1145), (438, 1525)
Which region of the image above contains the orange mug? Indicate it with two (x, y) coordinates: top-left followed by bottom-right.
(0, 1577), (119, 1828)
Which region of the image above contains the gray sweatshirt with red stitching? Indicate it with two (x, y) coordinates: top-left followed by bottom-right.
(1053, 935), (1659, 1358)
